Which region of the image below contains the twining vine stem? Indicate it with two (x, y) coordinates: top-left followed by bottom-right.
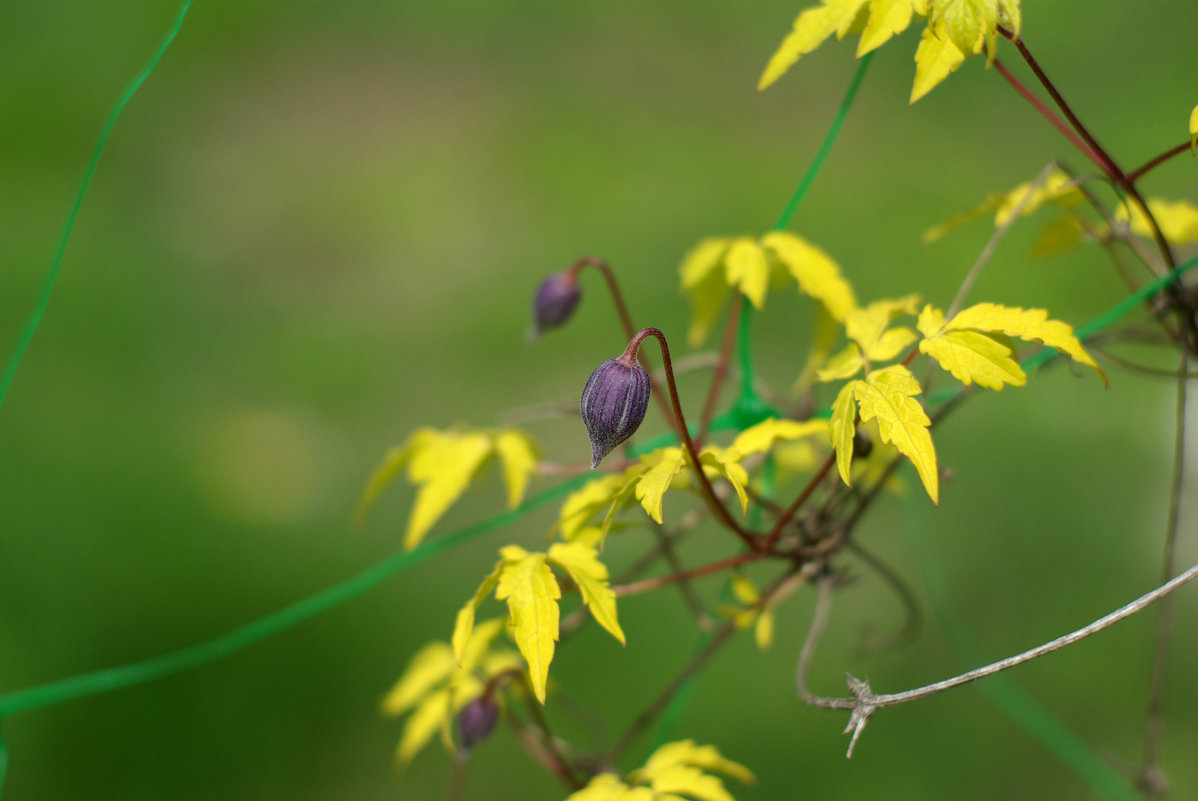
(797, 561), (1198, 756)
(570, 257), (676, 431)
(625, 327), (759, 549)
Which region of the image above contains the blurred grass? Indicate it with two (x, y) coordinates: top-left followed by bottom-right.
(2, 1), (1197, 799)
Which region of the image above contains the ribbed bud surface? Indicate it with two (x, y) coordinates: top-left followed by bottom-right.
(580, 357), (650, 468)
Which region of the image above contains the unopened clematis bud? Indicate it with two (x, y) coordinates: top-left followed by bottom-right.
(581, 352), (650, 468)
(457, 695), (499, 752)
(530, 271), (581, 341)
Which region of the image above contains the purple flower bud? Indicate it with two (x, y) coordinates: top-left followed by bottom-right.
(457, 695), (499, 751)
(530, 271), (581, 341)
(581, 356), (650, 468)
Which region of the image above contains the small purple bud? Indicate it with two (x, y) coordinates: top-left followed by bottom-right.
(457, 695), (499, 752)
(581, 355), (651, 468)
(530, 271), (581, 341)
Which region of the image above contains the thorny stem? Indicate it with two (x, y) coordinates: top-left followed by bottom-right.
(992, 59), (1102, 169)
(624, 328), (759, 550)
(763, 452), (836, 552)
(571, 257), (675, 430)
(799, 561), (1198, 756)
(612, 552), (767, 598)
(1127, 141), (1193, 184)
(697, 298), (742, 444)
(1137, 348), (1189, 796)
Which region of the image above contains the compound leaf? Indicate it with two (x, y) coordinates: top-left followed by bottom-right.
(918, 304), (1025, 390)
(699, 446), (750, 515)
(1190, 103), (1198, 154)
(911, 20), (967, 104)
(730, 417), (829, 457)
(548, 540), (625, 645)
(724, 237), (771, 309)
(634, 739), (756, 788)
(496, 546), (561, 704)
(381, 641), (455, 718)
(830, 379), (860, 486)
(493, 428), (539, 508)
(761, 231), (858, 322)
(946, 302), (1105, 383)
(858, 0), (917, 56)
(853, 365), (938, 503)
(451, 566), (503, 664)
(1118, 197), (1198, 246)
(634, 447), (687, 525)
(396, 688), (452, 766)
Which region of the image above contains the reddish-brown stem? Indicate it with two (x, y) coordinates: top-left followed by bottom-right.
(613, 551), (767, 597)
(998, 30), (1121, 181)
(1128, 141), (1193, 184)
(763, 451), (836, 552)
(625, 328), (760, 550)
(998, 31), (1178, 272)
(696, 298), (743, 444)
(571, 257), (676, 431)
(992, 58), (1103, 169)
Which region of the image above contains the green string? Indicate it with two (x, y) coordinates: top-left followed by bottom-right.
(0, 477), (585, 718)
(0, 0), (195, 411)
(729, 52), (876, 429)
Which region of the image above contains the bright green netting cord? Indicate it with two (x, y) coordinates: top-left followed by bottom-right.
(0, 0), (195, 412)
(0, 477), (585, 720)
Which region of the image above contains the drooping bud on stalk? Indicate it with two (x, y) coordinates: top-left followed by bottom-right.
(580, 343), (651, 468)
(529, 270), (582, 341)
(456, 695), (499, 752)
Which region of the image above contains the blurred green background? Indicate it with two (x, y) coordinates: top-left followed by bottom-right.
(2, 1), (1196, 798)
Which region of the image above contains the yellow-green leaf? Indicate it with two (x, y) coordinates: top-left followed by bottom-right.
(729, 572), (760, 606)
(910, 21), (966, 104)
(649, 766), (737, 801)
(946, 302), (1105, 383)
(1190, 103), (1198, 154)
(794, 306), (843, 390)
(858, 0), (917, 56)
(921, 329), (1026, 390)
(635, 740), (756, 787)
(354, 427), (439, 526)
(754, 609), (776, 650)
(724, 237), (771, 309)
(844, 296), (920, 361)
(730, 417), (830, 457)
(565, 774), (633, 801)
(830, 380), (860, 487)
(997, 0), (1021, 36)
(493, 429), (539, 508)
(496, 546), (561, 704)
(451, 567), (502, 664)
(761, 231), (858, 322)
(1118, 198), (1198, 246)
(634, 447), (687, 525)
(816, 344), (865, 383)
(405, 430), (493, 550)
(922, 194), (1002, 243)
(396, 688), (451, 766)
(758, 4), (837, 91)
(685, 262), (732, 347)
(853, 365), (938, 503)
(994, 170), (1082, 227)
(557, 473), (629, 540)
(699, 446), (750, 515)
(381, 641), (456, 717)
(931, 0), (994, 58)
(1029, 215), (1086, 258)
(680, 238), (731, 289)
(548, 541), (626, 645)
